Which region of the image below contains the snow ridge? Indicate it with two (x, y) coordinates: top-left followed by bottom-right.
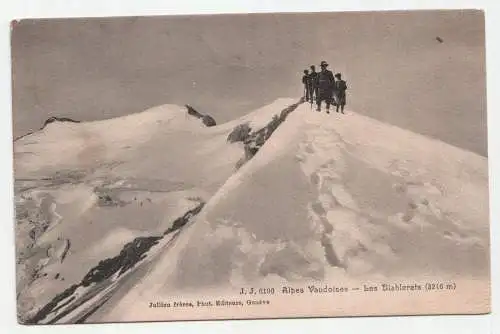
(14, 98), (489, 324)
(24, 202), (205, 324)
(16, 98), (306, 324)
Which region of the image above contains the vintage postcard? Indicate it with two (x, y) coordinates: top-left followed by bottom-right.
(11, 9), (490, 325)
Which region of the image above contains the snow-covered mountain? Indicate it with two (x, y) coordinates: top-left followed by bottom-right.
(13, 98), (490, 324)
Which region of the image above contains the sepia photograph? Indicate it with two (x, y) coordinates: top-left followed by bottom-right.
(11, 9), (490, 325)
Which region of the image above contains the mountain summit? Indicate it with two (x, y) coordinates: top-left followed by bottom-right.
(14, 98), (489, 324)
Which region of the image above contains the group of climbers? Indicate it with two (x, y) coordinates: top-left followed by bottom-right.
(302, 60), (347, 114)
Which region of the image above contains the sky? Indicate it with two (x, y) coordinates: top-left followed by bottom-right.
(11, 9), (487, 156)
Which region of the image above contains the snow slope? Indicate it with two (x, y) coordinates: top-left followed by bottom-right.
(97, 103), (489, 322)
(13, 98), (297, 323)
(14, 99), (490, 323)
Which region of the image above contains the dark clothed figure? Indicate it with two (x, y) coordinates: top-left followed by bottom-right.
(334, 73), (348, 114)
(308, 65), (318, 102)
(316, 61), (335, 112)
(302, 70), (310, 101)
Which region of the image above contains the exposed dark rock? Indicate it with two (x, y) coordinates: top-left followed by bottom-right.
(24, 235), (162, 324)
(41, 117), (81, 130)
(227, 123), (252, 143)
(185, 104), (203, 118)
(81, 236), (162, 287)
(14, 117), (81, 142)
(25, 202), (205, 325)
(229, 99), (304, 169)
(23, 284), (79, 324)
(185, 104), (217, 127)
(164, 202), (205, 235)
(60, 239), (70, 263)
(28, 219), (50, 242)
(202, 115), (216, 127)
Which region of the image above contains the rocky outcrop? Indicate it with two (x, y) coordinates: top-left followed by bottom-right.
(201, 114), (216, 127)
(24, 202), (205, 325)
(227, 123), (252, 143)
(25, 235), (164, 324)
(228, 98), (304, 168)
(185, 104), (217, 127)
(41, 117), (80, 129)
(14, 116), (81, 142)
(80, 236), (162, 286)
(163, 201), (205, 235)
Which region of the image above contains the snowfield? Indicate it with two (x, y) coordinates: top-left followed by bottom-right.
(13, 99), (490, 323)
